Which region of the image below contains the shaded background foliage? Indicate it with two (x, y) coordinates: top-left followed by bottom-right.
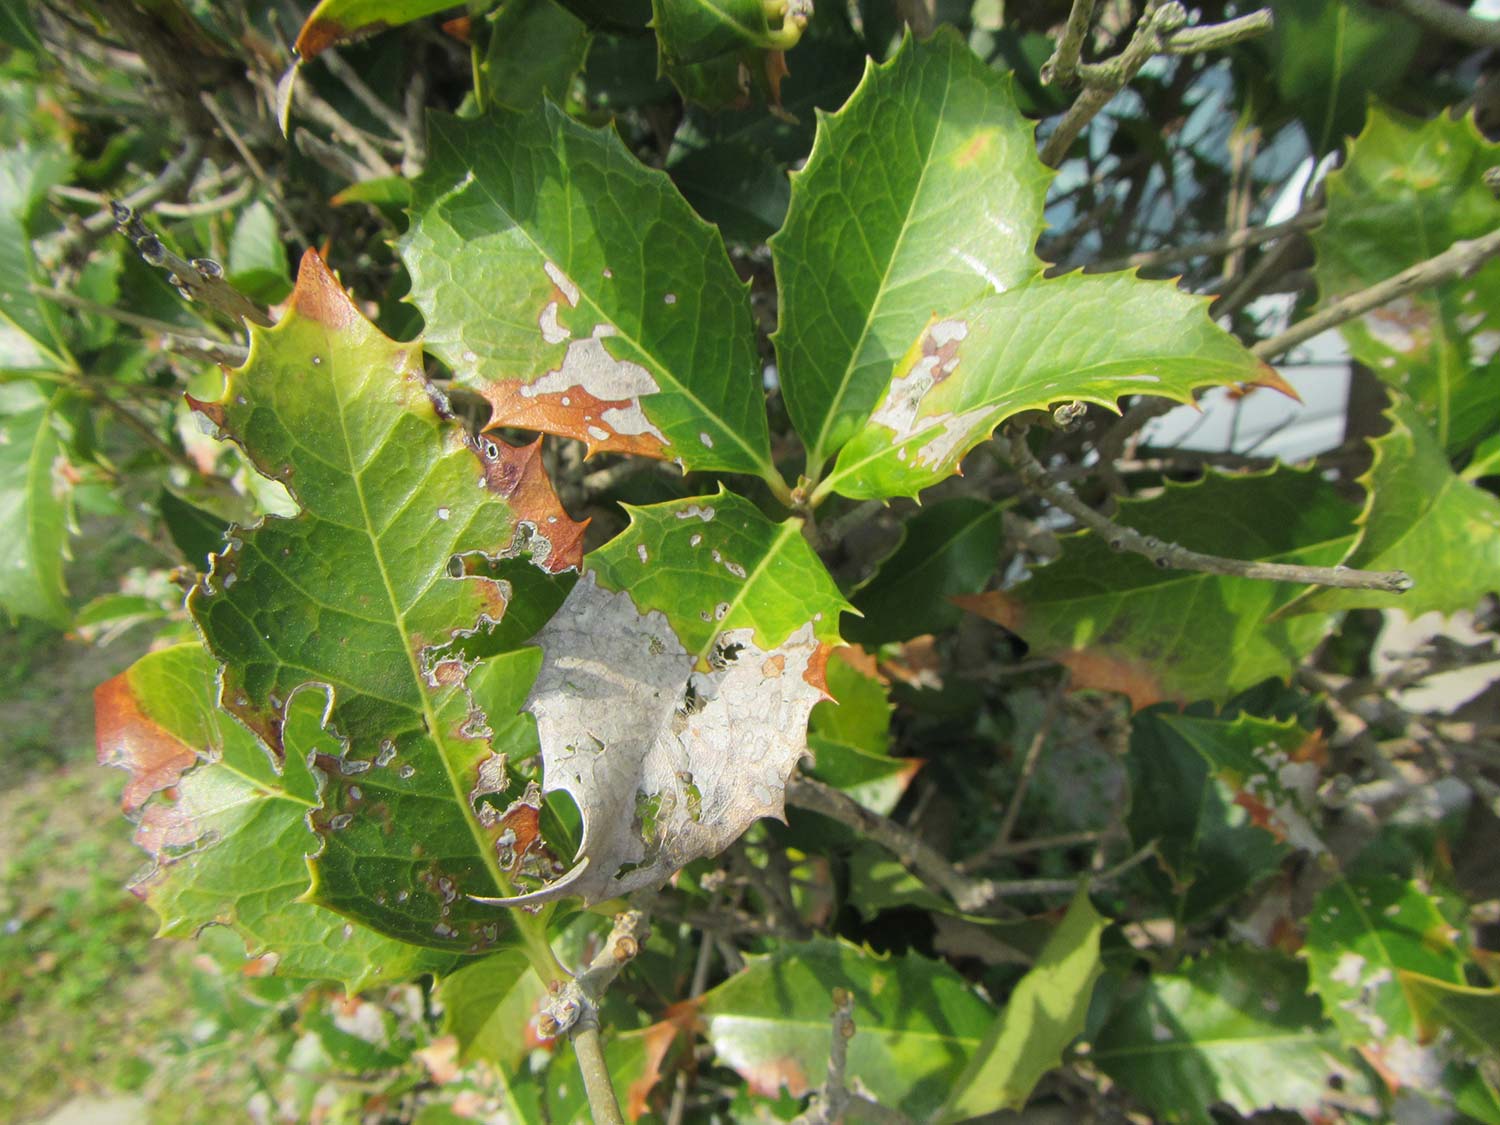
(2, 0), (1500, 1122)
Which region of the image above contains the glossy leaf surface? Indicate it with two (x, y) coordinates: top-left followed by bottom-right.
(958, 471), (1351, 708)
(697, 938), (992, 1118)
(0, 381), (70, 625)
(481, 0), (590, 111)
(772, 31), (1049, 472)
(650, 0), (795, 65)
(1313, 107), (1500, 456)
(186, 250), (578, 951)
(0, 142), (73, 373)
(294, 0), (458, 59)
(403, 104), (776, 482)
(95, 642), (457, 991)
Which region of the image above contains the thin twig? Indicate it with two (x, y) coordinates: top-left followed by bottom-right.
(998, 428), (1413, 593)
(958, 829), (1105, 872)
(1251, 228), (1500, 361)
(665, 919), (718, 1125)
(791, 990), (856, 1125)
(321, 48), (418, 153)
(111, 203), (273, 328)
(1085, 209), (1325, 274)
(199, 91), (312, 249)
(1380, 0), (1500, 46)
(1040, 0), (1099, 85)
(1159, 8), (1275, 53)
(996, 681), (1066, 848)
(154, 175), (254, 218)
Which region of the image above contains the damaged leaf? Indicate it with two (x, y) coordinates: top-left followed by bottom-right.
(95, 642), (458, 991)
(772, 30), (1050, 474)
(958, 470), (1354, 708)
(474, 489), (850, 906)
(186, 249), (579, 951)
(1284, 394), (1500, 616)
(823, 272), (1285, 501)
(1313, 106), (1500, 456)
(403, 104), (778, 484)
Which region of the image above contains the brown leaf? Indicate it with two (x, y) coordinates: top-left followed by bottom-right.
(95, 671), (199, 814)
(471, 436), (588, 573)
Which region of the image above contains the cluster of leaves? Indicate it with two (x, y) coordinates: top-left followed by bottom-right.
(4, 0), (1500, 1121)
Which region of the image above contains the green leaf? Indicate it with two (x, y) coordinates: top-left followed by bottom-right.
(95, 642), (458, 991)
(403, 105), (778, 485)
(0, 0), (42, 53)
(227, 199), (292, 306)
(809, 647), (890, 755)
(0, 380), (72, 625)
(959, 470), (1353, 708)
(438, 948), (547, 1068)
(937, 886), (1104, 1120)
(1313, 106), (1500, 455)
(1305, 870), (1467, 1054)
(480, 488), (851, 906)
(294, 0), (460, 59)
(772, 31), (1050, 473)
(1412, 975), (1500, 1056)
(0, 142), (74, 374)
(696, 938), (993, 1119)
(185, 250), (582, 951)
(481, 0), (590, 111)
(1127, 711), (1314, 920)
(1266, 0), (1418, 154)
(1286, 395), (1500, 616)
(1092, 947), (1356, 1125)
(650, 0), (802, 65)
(822, 273), (1279, 501)
(847, 496), (1003, 644)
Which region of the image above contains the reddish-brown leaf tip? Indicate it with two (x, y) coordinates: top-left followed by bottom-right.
(288, 248), (362, 332)
(474, 436), (590, 572)
(627, 1003), (704, 1121)
(1246, 362), (1303, 403)
(95, 671), (199, 814)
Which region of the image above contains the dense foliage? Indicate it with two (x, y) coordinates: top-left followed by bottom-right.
(4, 0), (1500, 1120)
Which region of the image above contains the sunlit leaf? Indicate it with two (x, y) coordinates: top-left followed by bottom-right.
(1285, 394), (1500, 616)
(95, 642), (458, 991)
(481, 0), (590, 111)
(697, 938), (993, 1119)
(403, 104), (778, 484)
(937, 886), (1103, 1119)
(0, 141), (74, 373)
(294, 0), (460, 59)
(1313, 106), (1500, 456)
(1093, 947), (1358, 1124)
(651, 0), (801, 66)
(186, 249), (581, 951)
(958, 470), (1352, 708)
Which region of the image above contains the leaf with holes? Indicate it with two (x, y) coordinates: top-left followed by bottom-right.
(1284, 394), (1500, 616)
(185, 250), (583, 951)
(472, 488), (851, 907)
(1305, 869), (1468, 1072)
(95, 642), (460, 990)
(1313, 106), (1500, 456)
(402, 103), (778, 487)
(957, 470), (1354, 708)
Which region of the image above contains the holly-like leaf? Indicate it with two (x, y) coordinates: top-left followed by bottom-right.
(958, 470), (1353, 708)
(95, 642), (458, 991)
(772, 31), (1050, 474)
(481, 0), (590, 111)
(1305, 871), (1467, 1058)
(696, 938), (993, 1119)
(1128, 711), (1320, 921)
(847, 496), (1004, 644)
(1092, 947), (1358, 1125)
(475, 488), (851, 906)
(937, 886), (1104, 1120)
(650, 0), (803, 66)
(186, 249), (582, 951)
(805, 647), (918, 815)
(0, 381), (71, 625)
(1313, 106), (1500, 456)
(294, 0), (458, 60)
(1285, 395), (1500, 616)
(402, 104), (779, 486)
(822, 273), (1283, 501)
(1266, 0), (1417, 154)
